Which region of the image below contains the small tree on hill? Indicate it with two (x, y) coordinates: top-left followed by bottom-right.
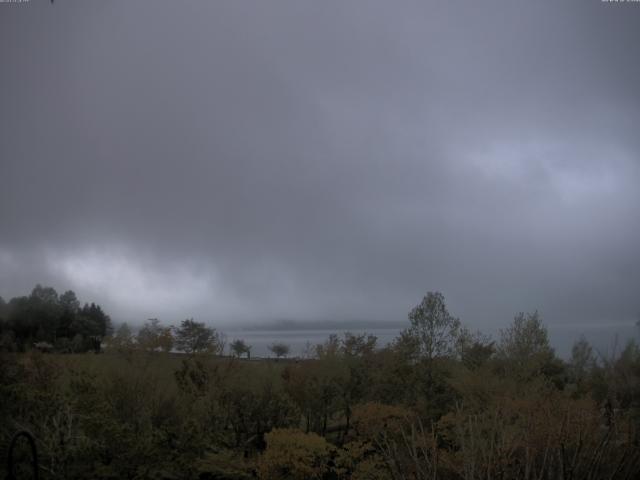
(174, 318), (220, 355)
(230, 339), (251, 359)
(269, 342), (290, 360)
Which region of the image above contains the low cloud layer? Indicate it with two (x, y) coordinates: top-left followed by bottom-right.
(1, 1), (639, 336)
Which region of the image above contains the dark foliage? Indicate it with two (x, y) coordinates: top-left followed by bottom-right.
(0, 285), (111, 353)
(1, 290), (640, 479)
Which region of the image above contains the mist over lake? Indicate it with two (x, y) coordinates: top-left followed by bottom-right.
(225, 322), (638, 359)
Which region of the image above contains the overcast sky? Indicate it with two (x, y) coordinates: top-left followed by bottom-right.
(1, 1), (639, 336)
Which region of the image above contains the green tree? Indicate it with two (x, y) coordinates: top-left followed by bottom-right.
(31, 284), (59, 304)
(174, 318), (220, 354)
(59, 290), (80, 314)
(76, 302), (112, 338)
(269, 342), (290, 359)
(405, 291), (462, 361)
(0, 296), (13, 351)
(399, 292), (463, 419)
(230, 338), (251, 358)
(30, 285), (62, 342)
(57, 290), (80, 341)
(569, 336), (595, 388)
(457, 328), (495, 370)
(5, 285), (61, 349)
(497, 311), (559, 381)
(341, 332), (377, 357)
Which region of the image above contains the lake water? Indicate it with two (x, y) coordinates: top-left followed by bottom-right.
(223, 328), (401, 358)
(223, 323), (638, 359)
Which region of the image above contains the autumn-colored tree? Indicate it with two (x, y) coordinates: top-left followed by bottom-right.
(136, 318), (173, 352)
(106, 322), (135, 352)
(258, 429), (333, 480)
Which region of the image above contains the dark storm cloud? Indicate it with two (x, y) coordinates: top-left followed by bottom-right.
(1, 1), (639, 334)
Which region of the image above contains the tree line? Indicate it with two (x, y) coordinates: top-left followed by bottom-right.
(0, 285), (111, 353)
(2, 289), (640, 479)
(0, 285), (242, 359)
(0, 285), (290, 359)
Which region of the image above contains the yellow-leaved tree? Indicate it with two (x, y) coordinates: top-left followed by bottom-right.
(258, 428), (333, 480)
